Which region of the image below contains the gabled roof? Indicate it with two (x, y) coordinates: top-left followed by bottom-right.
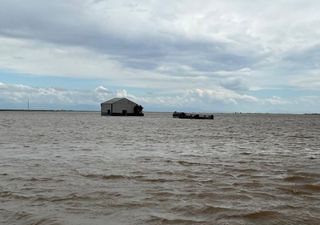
(101, 97), (137, 105)
(102, 98), (124, 104)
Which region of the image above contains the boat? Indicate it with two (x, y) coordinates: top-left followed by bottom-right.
(173, 111), (214, 120)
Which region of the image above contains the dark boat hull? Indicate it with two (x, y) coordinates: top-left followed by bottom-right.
(173, 112), (214, 120)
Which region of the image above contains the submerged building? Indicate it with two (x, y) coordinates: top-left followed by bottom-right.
(101, 98), (144, 116)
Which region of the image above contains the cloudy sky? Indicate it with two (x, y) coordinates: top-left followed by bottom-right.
(0, 0), (320, 113)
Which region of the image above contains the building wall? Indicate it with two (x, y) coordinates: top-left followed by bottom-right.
(101, 103), (112, 115)
(112, 99), (136, 114)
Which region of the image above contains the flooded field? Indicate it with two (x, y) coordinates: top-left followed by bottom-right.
(0, 111), (319, 225)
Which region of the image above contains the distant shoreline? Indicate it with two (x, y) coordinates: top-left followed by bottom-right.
(0, 109), (99, 112)
(0, 109), (318, 115)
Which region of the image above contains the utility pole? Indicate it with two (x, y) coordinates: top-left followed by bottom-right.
(27, 97), (30, 110)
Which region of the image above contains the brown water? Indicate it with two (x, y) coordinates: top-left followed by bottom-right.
(0, 111), (319, 225)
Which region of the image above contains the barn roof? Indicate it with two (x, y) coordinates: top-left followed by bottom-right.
(101, 97), (137, 105)
(102, 98), (124, 104)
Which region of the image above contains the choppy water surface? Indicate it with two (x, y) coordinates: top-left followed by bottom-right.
(0, 111), (319, 225)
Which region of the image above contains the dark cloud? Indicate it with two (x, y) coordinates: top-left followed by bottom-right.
(283, 44), (320, 70)
(220, 77), (249, 92)
(0, 0), (262, 76)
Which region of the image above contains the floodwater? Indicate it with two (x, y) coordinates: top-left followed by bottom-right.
(0, 111), (319, 225)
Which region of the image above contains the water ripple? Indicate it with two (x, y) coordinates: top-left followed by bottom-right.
(0, 112), (319, 225)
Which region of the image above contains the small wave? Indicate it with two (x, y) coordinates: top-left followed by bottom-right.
(278, 186), (310, 195)
(80, 148), (93, 151)
(229, 168), (259, 175)
(233, 210), (282, 220)
(34, 191), (117, 203)
(177, 160), (207, 166)
(233, 181), (263, 188)
(80, 173), (134, 180)
(199, 206), (232, 214)
(177, 160), (198, 166)
(145, 190), (177, 198)
(156, 171), (175, 176)
(26, 218), (62, 225)
(243, 210), (281, 219)
(293, 172), (320, 179)
(12, 211), (32, 221)
(239, 152), (252, 155)
(0, 191), (88, 203)
(9, 177), (63, 182)
(186, 192), (219, 199)
(279, 182), (320, 195)
(172, 204), (235, 215)
(109, 201), (155, 209)
(250, 191), (276, 199)
(287, 135), (315, 139)
(303, 184), (320, 192)
(140, 178), (170, 183)
(283, 175), (316, 183)
(147, 215), (206, 224)
(0, 191), (31, 200)
(274, 204), (301, 210)
(217, 193), (252, 201)
(142, 176), (198, 183)
(8, 211), (62, 225)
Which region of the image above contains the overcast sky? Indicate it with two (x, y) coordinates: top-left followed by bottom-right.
(0, 0), (320, 112)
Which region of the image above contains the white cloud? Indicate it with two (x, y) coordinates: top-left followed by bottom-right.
(0, 82), (108, 106)
(188, 87), (258, 105)
(1, 81), (319, 112)
(0, 1), (320, 112)
(116, 89), (128, 98)
(0, 37), (125, 79)
(296, 96), (320, 105)
(264, 96), (290, 105)
(290, 70), (320, 89)
(95, 85), (110, 94)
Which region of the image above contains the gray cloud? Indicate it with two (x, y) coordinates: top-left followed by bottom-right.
(0, 0), (265, 77)
(1, 0), (320, 112)
(282, 44), (320, 71)
(1, 81), (319, 113)
(220, 78), (249, 92)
